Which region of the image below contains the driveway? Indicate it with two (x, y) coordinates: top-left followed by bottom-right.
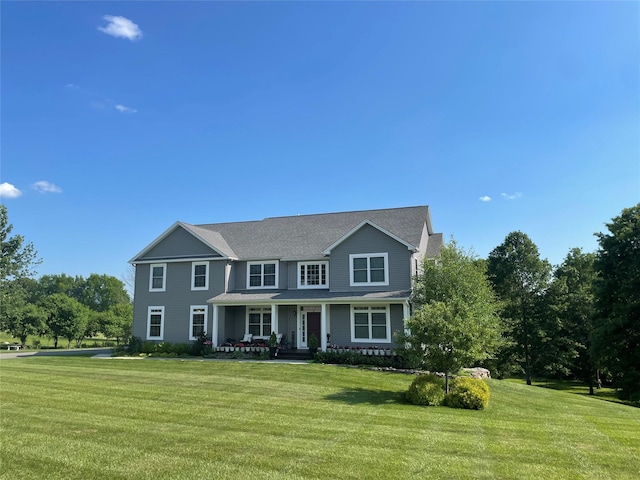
(0, 347), (113, 359)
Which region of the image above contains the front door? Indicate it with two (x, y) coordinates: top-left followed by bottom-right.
(307, 312), (321, 348)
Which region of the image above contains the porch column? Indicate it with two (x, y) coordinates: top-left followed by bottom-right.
(320, 303), (328, 351)
(403, 300), (411, 337)
(271, 304), (278, 335)
(212, 305), (219, 347)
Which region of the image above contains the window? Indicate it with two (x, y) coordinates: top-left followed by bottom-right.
(247, 307), (272, 337)
(189, 305), (208, 340)
(351, 305), (390, 342)
(298, 262), (328, 289)
(247, 261), (278, 289)
(147, 306), (165, 340)
(149, 264), (167, 292)
(349, 253), (389, 286)
(191, 262), (209, 291)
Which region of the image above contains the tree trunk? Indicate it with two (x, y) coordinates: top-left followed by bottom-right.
(445, 372), (450, 394)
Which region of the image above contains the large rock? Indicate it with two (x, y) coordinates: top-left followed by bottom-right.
(462, 367), (491, 379)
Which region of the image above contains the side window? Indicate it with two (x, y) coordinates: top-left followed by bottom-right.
(192, 262), (209, 291)
(149, 264), (167, 292)
(147, 306), (165, 340)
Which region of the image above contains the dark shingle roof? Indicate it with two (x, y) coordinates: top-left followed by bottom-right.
(191, 205), (439, 261)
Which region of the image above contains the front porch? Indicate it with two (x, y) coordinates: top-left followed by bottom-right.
(207, 289), (412, 352)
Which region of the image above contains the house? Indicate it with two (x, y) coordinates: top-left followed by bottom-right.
(129, 206), (442, 351)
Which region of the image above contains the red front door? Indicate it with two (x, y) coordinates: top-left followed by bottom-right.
(307, 312), (321, 347)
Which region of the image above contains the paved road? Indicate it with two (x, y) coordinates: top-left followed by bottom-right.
(0, 347), (113, 359)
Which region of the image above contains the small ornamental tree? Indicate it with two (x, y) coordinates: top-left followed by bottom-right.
(399, 239), (502, 392)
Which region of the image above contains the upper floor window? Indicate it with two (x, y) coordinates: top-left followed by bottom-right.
(351, 305), (390, 342)
(149, 264), (167, 292)
(247, 261), (278, 289)
(189, 305), (208, 340)
(349, 253), (389, 286)
(191, 262), (209, 291)
(298, 261), (328, 289)
(147, 306), (165, 340)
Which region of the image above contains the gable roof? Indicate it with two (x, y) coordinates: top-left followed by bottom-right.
(322, 219), (417, 255)
(132, 206), (442, 263)
(129, 222), (235, 263)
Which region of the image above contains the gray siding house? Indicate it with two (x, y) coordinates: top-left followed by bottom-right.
(129, 206), (443, 351)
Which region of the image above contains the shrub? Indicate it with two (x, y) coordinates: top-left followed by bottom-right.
(314, 351), (415, 369)
(140, 341), (159, 354)
(406, 374), (446, 406)
(127, 336), (144, 354)
(444, 377), (490, 410)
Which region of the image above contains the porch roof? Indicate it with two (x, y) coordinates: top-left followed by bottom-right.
(207, 289), (411, 306)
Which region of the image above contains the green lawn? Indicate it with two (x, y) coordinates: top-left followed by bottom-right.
(1, 358), (639, 479)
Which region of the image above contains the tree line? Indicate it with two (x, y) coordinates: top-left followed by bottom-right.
(403, 203), (639, 403)
(0, 206), (132, 348)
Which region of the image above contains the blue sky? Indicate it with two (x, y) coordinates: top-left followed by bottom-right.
(2, 1), (638, 283)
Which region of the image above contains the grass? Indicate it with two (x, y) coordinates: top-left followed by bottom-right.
(1, 358), (639, 479)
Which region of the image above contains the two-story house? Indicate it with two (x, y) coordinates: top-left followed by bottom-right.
(129, 205), (442, 351)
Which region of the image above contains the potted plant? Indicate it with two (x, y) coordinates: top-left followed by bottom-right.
(268, 331), (278, 359)
(308, 333), (319, 357)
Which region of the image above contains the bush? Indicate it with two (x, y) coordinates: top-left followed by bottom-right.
(314, 350), (414, 369)
(405, 374), (446, 406)
(444, 377), (490, 410)
(140, 341), (158, 354)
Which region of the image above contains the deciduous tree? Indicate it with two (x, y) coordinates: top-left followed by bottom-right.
(400, 240), (502, 392)
(592, 204), (640, 402)
(40, 293), (89, 349)
(487, 231), (551, 385)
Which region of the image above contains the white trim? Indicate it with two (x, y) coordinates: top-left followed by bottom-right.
(350, 304), (391, 343)
(212, 305), (219, 346)
(191, 261), (209, 291)
(246, 261), (279, 289)
(323, 220), (416, 255)
(133, 256), (226, 265)
(189, 305), (208, 341)
(297, 261), (329, 289)
(149, 263), (167, 292)
(147, 306), (165, 340)
(349, 253), (389, 287)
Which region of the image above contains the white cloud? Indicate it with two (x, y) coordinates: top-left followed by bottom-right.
(98, 15), (142, 41)
(479, 196), (491, 202)
(115, 104), (137, 114)
(0, 182), (22, 199)
(501, 192), (523, 200)
(65, 83), (80, 89)
(32, 181), (62, 194)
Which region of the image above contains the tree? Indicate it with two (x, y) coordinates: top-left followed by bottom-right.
(543, 248), (597, 391)
(79, 274), (130, 312)
(592, 204), (640, 402)
(98, 303), (133, 345)
(0, 205), (41, 282)
(399, 240), (502, 392)
(40, 294), (89, 349)
(487, 231), (551, 385)
(3, 303), (46, 345)
(0, 206), (41, 331)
